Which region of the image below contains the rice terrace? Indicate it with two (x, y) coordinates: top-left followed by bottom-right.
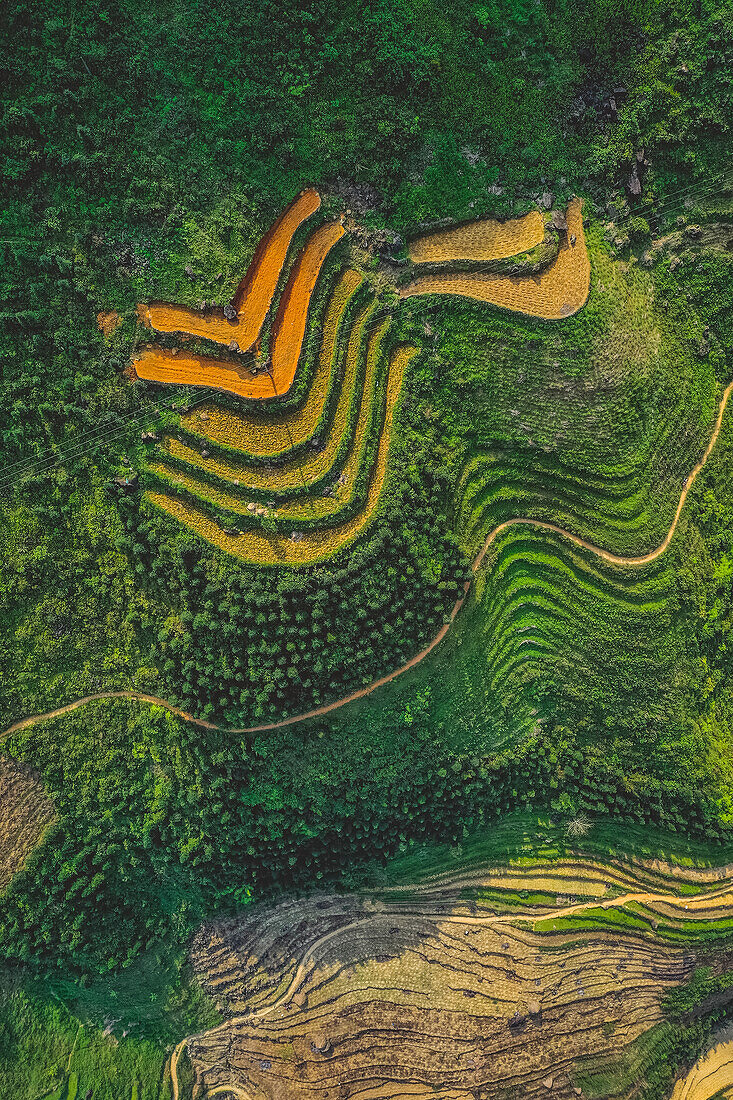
(4, 2), (733, 1099)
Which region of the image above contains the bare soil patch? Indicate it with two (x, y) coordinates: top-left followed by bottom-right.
(0, 755), (55, 893)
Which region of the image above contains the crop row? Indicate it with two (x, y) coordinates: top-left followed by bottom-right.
(144, 344), (418, 566)
(176, 268), (364, 459)
(138, 188), (321, 351)
(154, 312), (391, 516)
(150, 297), (377, 498)
(474, 525), (679, 732)
(133, 219), (345, 402)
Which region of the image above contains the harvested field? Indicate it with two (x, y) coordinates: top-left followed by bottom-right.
(152, 299), (375, 495)
(409, 209), (545, 264)
(0, 755), (55, 893)
(401, 199), (590, 319)
(670, 1027), (733, 1099)
(179, 853), (733, 1100)
(178, 269), (363, 456)
(139, 189), (320, 350)
(146, 345), (417, 564)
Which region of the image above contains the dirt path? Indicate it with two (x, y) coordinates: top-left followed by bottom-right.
(172, 871), (733, 1099)
(2, 383), (731, 746)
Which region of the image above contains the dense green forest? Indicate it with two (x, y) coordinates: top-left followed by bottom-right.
(3, 0), (733, 1095)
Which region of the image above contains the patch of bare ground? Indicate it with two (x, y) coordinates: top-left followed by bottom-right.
(0, 755), (55, 892)
(180, 856), (733, 1100)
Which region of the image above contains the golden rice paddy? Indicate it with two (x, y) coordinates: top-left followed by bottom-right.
(134, 219), (344, 402)
(132, 346), (281, 401)
(266, 220), (346, 397)
(146, 345), (417, 564)
(670, 1030), (733, 1100)
(153, 299), (375, 493)
(139, 188), (320, 350)
(177, 269), (363, 456)
(408, 208), (545, 264)
(401, 198), (589, 319)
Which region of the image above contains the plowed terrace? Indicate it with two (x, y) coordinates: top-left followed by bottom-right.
(172, 851), (733, 1100)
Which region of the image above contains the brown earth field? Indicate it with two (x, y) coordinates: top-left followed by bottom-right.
(0, 754), (55, 893)
(177, 855), (733, 1100)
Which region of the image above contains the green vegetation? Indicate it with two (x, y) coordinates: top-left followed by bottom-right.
(3, 0), (733, 1094)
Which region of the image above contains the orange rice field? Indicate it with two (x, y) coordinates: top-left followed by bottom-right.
(150, 314), (387, 520)
(132, 346), (284, 401)
(401, 199), (590, 319)
(154, 299), (376, 494)
(139, 188), (321, 350)
(177, 269), (363, 456)
(267, 220), (346, 396)
(408, 209), (545, 264)
(134, 219), (344, 401)
(146, 345), (417, 565)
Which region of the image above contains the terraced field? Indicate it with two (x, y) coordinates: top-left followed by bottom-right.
(174, 269), (364, 458)
(0, 755), (55, 893)
(147, 343), (418, 565)
(670, 1027), (733, 1099)
(174, 850), (733, 1100)
(131, 191), (596, 573)
(408, 208), (545, 264)
(401, 199), (590, 318)
(138, 188), (322, 350)
(150, 298), (378, 497)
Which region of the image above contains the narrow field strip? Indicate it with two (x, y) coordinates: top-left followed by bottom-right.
(409, 209), (545, 264)
(401, 199), (590, 319)
(132, 346), (280, 401)
(145, 343), (417, 564)
(0, 756), (56, 893)
(139, 189), (321, 350)
(150, 299), (376, 497)
(267, 220), (346, 397)
(277, 318), (392, 519)
(133, 221), (345, 403)
(177, 269), (363, 457)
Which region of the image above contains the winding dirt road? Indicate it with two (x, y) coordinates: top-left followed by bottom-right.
(2, 382), (731, 746)
(2, 380), (726, 748)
